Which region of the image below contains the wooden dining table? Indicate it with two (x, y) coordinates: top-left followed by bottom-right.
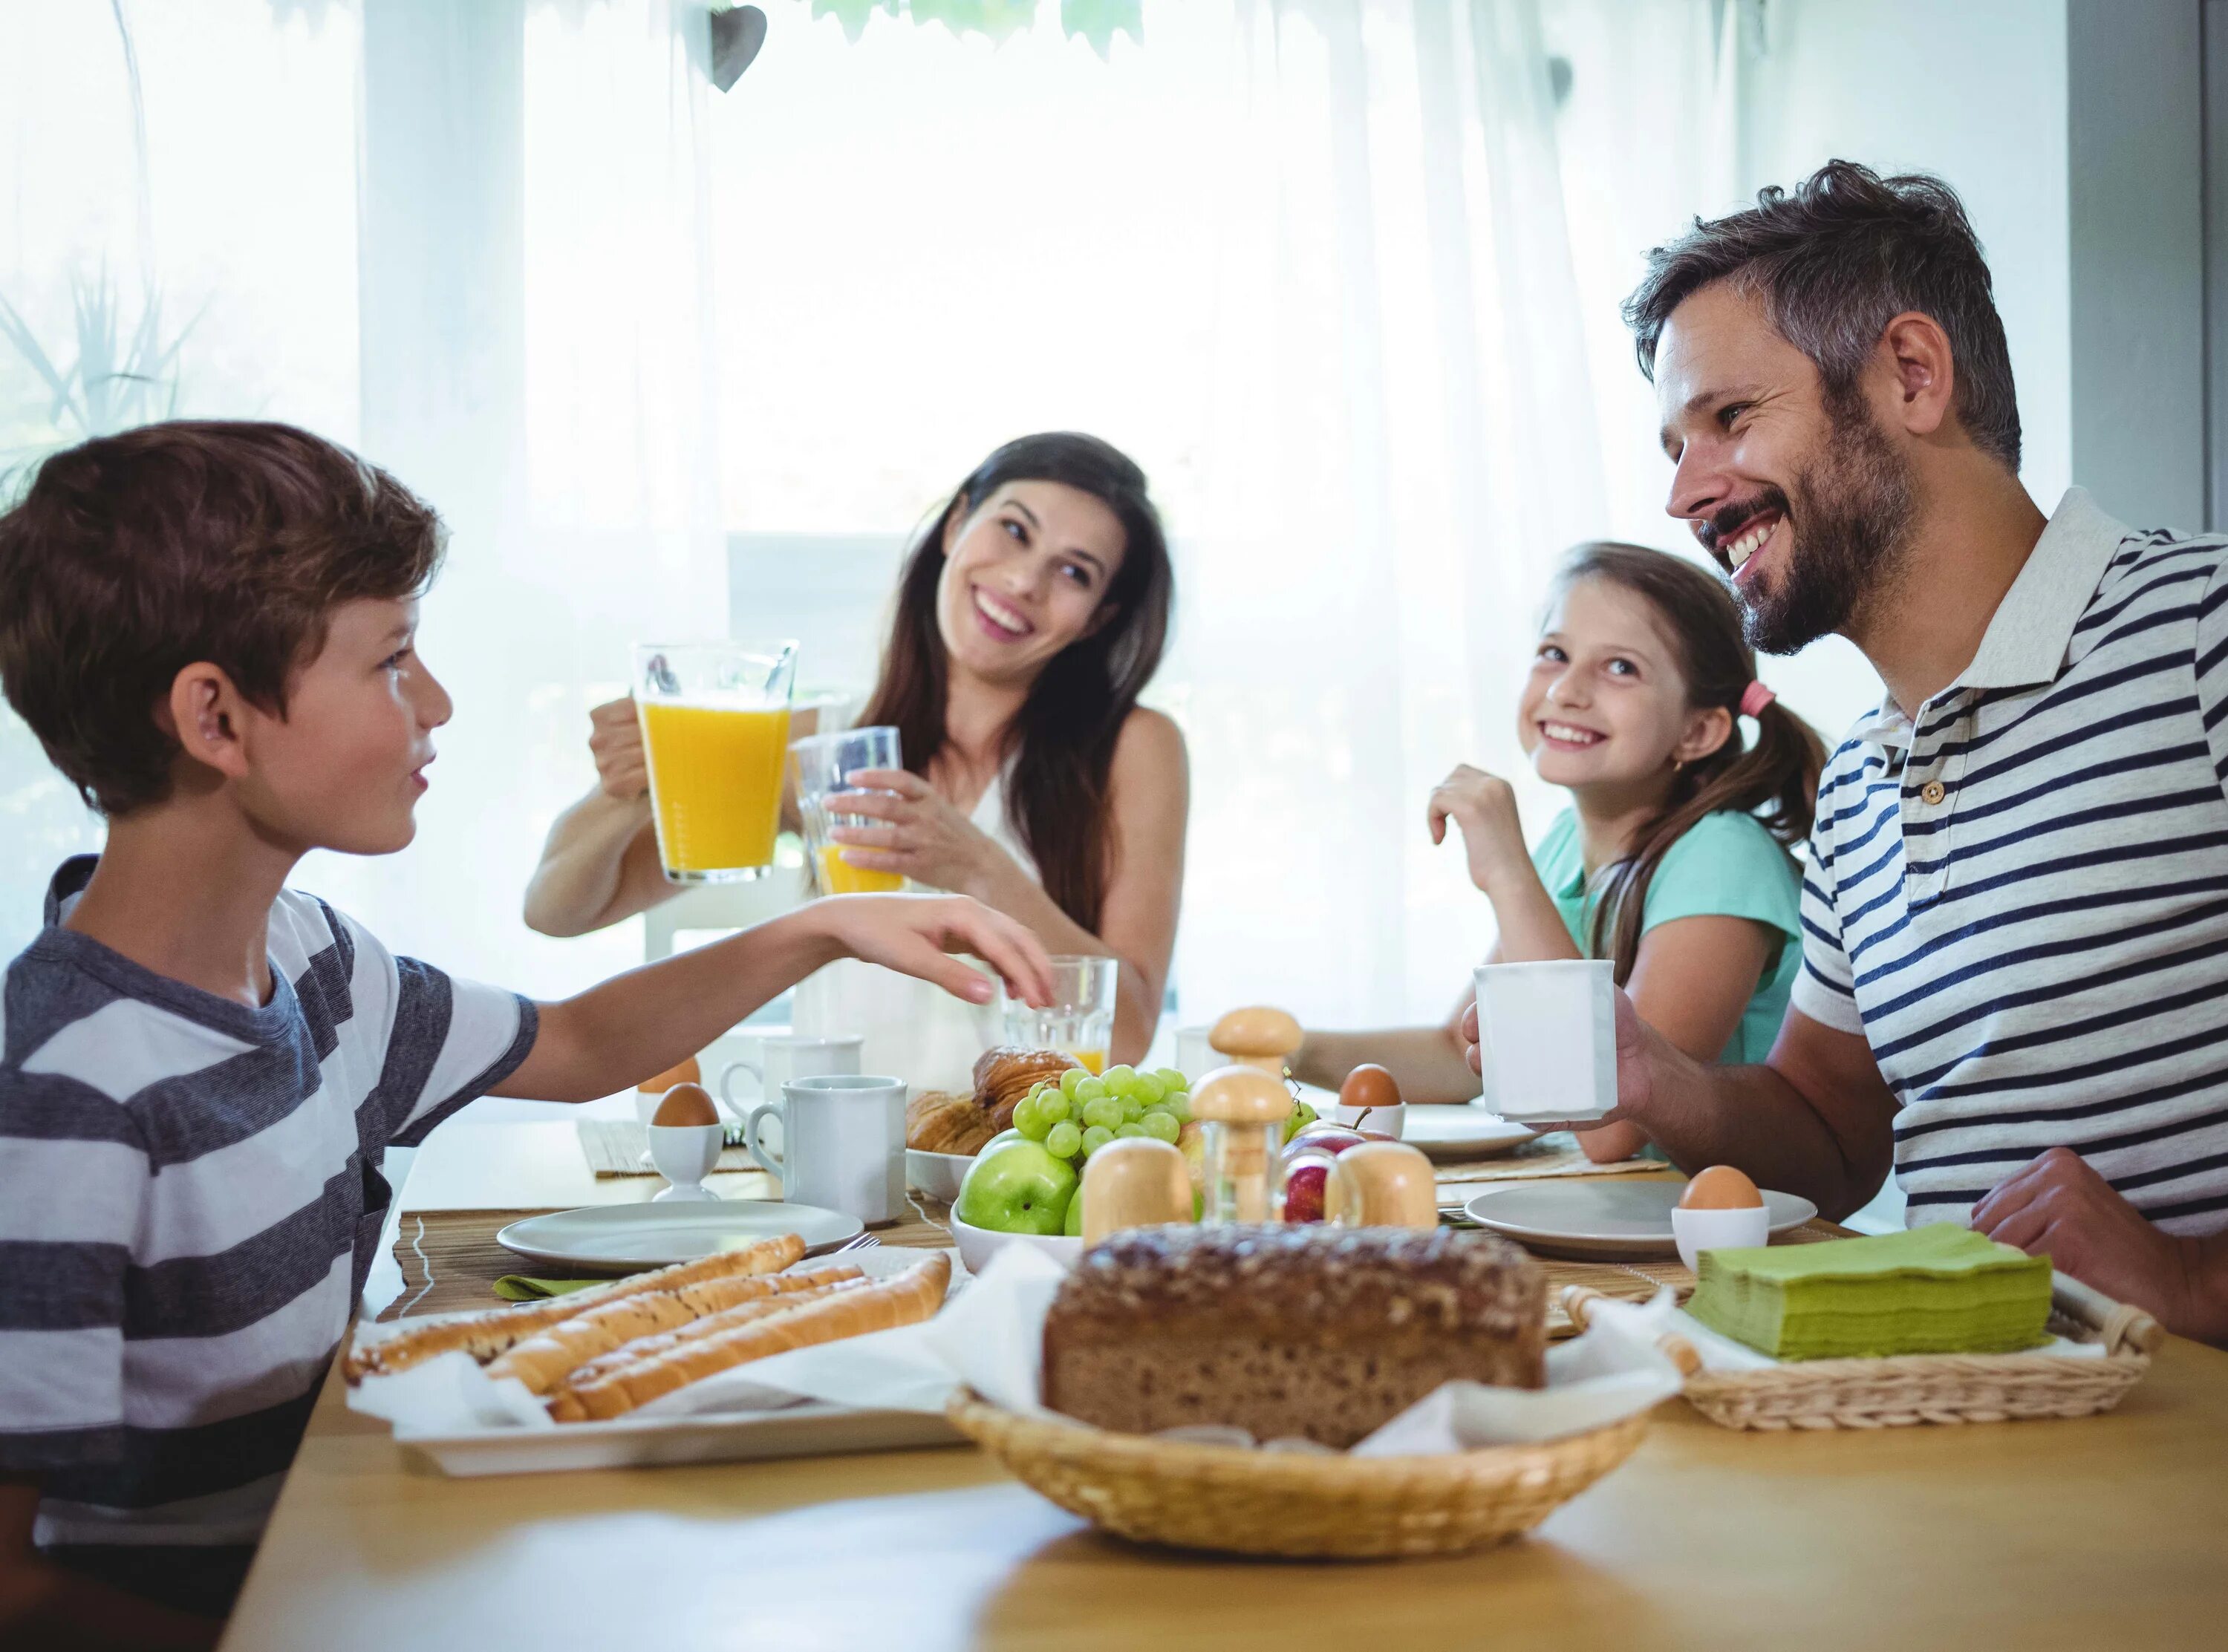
(218, 1107), (2228, 1651)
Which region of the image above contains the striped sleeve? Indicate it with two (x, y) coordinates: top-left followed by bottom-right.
(2200, 553), (2228, 800)
(0, 1074), (148, 1472)
(1787, 817), (1866, 1036)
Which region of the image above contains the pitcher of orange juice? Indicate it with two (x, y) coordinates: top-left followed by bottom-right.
(634, 641), (797, 883)
(790, 725), (908, 896)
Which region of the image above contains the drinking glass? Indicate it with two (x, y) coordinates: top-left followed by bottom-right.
(790, 725), (907, 895)
(1001, 955), (1118, 1072)
(633, 641), (798, 883)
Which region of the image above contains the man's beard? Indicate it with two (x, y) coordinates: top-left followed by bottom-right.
(1733, 398), (1916, 656)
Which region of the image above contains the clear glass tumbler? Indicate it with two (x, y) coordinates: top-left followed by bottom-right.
(790, 725), (907, 895)
(633, 640), (798, 883)
(1001, 954), (1118, 1071)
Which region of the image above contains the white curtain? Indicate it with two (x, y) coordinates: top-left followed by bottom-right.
(1170, 0), (1739, 1031)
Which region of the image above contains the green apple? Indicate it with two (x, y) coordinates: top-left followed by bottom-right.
(955, 1140), (1078, 1235)
(1063, 1183), (1086, 1236)
(1283, 1100), (1319, 1143)
(977, 1128), (1023, 1159)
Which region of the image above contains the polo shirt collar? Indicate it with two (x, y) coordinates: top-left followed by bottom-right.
(1850, 486), (2129, 751)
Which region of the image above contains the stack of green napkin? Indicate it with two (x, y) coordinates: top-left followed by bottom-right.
(1686, 1224), (2052, 1359)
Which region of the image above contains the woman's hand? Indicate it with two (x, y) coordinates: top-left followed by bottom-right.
(588, 695), (648, 802)
(1427, 764), (1529, 892)
(826, 768), (1018, 898)
(815, 892), (1055, 1009)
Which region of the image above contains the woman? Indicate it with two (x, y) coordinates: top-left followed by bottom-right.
(1291, 541), (1822, 1161)
(524, 432), (1187, 1083)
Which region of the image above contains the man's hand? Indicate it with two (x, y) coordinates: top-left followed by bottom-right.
(1460, 984), (1661, 1133)
(815, 892), (1055, 1011)
(1971, 1147), (2223, 1341)
(1426, 765), (1531, 893)
(587, 695), (648, 802)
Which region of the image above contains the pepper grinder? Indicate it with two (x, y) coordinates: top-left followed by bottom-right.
(1190, 1066), (1295, 1225)
(1208, 1005), (1305, 1080)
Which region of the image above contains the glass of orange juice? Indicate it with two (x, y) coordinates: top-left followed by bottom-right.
(634, 641), (798, 883)
(1002, 955), (1118, 1070)
(791, 725), (908, 896)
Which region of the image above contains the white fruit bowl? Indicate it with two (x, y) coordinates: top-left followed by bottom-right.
(949, 1215), (1082, 1275)
(906, 1149), (975, 1205)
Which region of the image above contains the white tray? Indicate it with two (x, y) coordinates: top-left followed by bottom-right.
(394, 1400), (961, 1477)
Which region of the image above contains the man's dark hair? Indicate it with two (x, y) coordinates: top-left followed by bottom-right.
(0, 420), (444, 816)
(1623, 160), (2021, 471)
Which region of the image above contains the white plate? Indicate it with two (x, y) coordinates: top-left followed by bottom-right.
(1398, 1108), (1538, 1160)
(1462, 1180), (1817, 1259)
(495, 1201), (864, 1274)
(396, 1402), (960, 1477)
(907, 1148), (974, 1204)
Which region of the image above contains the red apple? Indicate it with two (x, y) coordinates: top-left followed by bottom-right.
(1283, 1151), (1334, 1222)
(1283, 1123), (1395, 1161)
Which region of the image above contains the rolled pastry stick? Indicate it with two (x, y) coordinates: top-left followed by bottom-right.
(561, 1253), (952, 1423)
(345, 1231), (807, 1382)
(489, 1264), (844, 1396)
(550, 1269), (866, 1398)
(544, 1273), (872, 1422)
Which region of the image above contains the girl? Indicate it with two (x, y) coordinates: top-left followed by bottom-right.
(1293, 541), (1824, 1160)
(524, 433), (1187, 1084)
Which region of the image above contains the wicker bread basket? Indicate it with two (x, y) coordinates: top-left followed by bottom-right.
(1562, 1272), (2160, 1431)
(945, 1388), (1666, 1558)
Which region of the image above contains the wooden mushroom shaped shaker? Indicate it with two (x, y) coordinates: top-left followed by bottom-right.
(1208, 1006), (1304, 1080)
(1078, 1137), (1193, 1245)
(1325, 1140), (1439, 1230)
(1190, 1065), (1296, 1225)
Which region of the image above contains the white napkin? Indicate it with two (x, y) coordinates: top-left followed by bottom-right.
(346, 1244), (1687, 1452)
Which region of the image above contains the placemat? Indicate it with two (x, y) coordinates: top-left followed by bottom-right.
(1431, 1134), (1664, 1194)
(577, 1117), (763, 1178)
(380, 1201), (956, 1321)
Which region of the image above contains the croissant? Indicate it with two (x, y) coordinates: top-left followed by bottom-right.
(907, 1090), (994, 1155)
(344, 1230), (806, 1382)
(972, 1047), (1081, 1132)
(556, 1253), (952, 1422)
(486, 1256), (833, 1394)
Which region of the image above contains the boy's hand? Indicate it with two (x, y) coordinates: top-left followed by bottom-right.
(817, 893), (1056, 1009)
(1427, 765), (1529, 892)
(588, 696), (648, 801)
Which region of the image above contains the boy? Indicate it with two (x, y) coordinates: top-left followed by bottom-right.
(0, 422), (1052, 1647)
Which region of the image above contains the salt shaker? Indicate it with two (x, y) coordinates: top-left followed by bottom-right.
(1208, 1005), (1305, 1080)
(1190, 1066), (1294, 1225)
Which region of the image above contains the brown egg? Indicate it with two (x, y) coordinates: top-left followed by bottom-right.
(1338, 1063), (1401, 1113)
(639, 1055), (702, 1095)
(651, 1082), (719, 1128)
(1680, 1165), (1763, 1209)
(1079, 1138), (1192, 1246)
(1323, 1141), (1437, 1230)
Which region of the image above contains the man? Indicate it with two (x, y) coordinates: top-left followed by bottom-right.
(1465, 161), (2228, 1342)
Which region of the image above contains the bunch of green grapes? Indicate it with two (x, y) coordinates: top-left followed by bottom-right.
(1010, 1064), (1191, 1166)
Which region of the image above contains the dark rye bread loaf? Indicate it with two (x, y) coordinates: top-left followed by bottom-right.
(1041, 1225), (1545, 1448)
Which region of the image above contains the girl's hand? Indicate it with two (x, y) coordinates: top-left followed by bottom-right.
(1427, 764), (1528, 892)
(588, 696), (648, 802)
(815, 892), (1055, 1009)
(827, 768), (1015, 898)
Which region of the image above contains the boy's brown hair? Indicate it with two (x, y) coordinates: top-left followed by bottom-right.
(0, 420), (444, 815)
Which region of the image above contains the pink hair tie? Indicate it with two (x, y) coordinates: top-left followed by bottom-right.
(1739, 681), (1776, 718)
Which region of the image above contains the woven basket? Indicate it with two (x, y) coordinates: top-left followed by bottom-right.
(945, 1390), (1651, 1558)
(1562, 1273), (2160, 1432)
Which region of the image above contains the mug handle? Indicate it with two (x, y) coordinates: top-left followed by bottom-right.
(721, 1057), (765, 1115)
(743, 1098), (785, 1172)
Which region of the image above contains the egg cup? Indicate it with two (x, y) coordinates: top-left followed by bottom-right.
(646, 1121), (724, 1202)
(1670, 1203), (1771, 1272)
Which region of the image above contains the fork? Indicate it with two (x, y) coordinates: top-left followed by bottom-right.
(831, 1230), (882, 1253)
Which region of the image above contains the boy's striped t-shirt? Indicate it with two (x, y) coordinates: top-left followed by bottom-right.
(0, 858), (536, 1548)
(1791, 489), (2228, 1233)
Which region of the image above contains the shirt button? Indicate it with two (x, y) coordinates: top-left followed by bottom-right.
(1921, 780), (1947, 806)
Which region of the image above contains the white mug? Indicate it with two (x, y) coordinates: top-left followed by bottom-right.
(1472, 959), (1618, 1123)
(720, 1033), (863, 1117)
(746, 1073), (906, 1225)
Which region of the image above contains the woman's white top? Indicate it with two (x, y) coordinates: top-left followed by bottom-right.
(790, 765), (1039, 1094)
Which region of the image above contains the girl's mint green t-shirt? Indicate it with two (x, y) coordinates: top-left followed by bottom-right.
(1531, 808), (1802, 1064)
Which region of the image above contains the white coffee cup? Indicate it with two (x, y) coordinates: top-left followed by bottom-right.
(746, 1073), (906, 1225)
(1472, 959), (1617, 1123)
(720, 1033), (864, 1117)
